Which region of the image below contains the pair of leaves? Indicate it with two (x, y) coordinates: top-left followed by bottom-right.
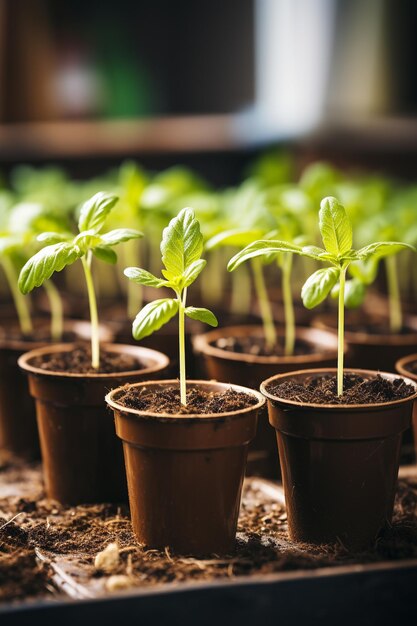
(125, 207), (218, 339)
(228, 196), (414, 310)
(19, 192), (143, 294)
(132, 299), (217, 340)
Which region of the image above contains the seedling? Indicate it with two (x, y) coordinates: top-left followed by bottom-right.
(0, 234), (33, 336)
(228, 196), (414, 395)
(18, 192), (143, 368)
(124, 207), (218, 405)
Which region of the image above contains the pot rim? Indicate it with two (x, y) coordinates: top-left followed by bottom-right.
(396, 353), (417, 380)
(18, 342), (169, 379)
(0, 318), (113, 351)
(260, 367), (417, 411)
(314, 313), (417, 346)
(105, 379), (265, 420)
(193, 325), (339, 365)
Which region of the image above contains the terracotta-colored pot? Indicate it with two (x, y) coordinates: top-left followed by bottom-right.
(261, 368), (417, 549)
(313, 312), (417, 371)
(0, 319), (113, 461)
(193, 325), (339, 477)
(18, 343), (169, 505)
(106, 380), (265, 555)
(396, 353), (417, 461)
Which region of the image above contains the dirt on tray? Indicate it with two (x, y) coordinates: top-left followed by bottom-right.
(214, 335), (316, 357)
(2, 459), (417, 603)
(115, 385), (258, 414)
(266, 373), (415, 405)
(30, 344), (143, 375)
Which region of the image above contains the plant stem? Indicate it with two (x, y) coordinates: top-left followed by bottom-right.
(282, 254), (295, 356)
(81, 253), (100, 369)
(178, 288), (187, 405)
(385, 255), (402, 333)
(1, 256), (32, 336)
(337, 267), (346, 397)
(251, 258), (276, 349)
(125, 239), (142, 320)
(43, 280), (63, 342)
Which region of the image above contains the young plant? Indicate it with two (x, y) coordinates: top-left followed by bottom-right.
(228, 196), (414, 395)
(124, 207), (218, 405)
(0, 235), (33, 336)
(18, 192), (143, 368)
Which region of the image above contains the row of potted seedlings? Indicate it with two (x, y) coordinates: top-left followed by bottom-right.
(1, 159), (417, 555)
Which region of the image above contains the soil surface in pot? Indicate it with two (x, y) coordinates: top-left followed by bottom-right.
(2, 458), (417, 602)
(116, 385), (258, 414)
(266, 373), (415, 405)
(30, 344), (144, 374)
(214, 335), (316, 357)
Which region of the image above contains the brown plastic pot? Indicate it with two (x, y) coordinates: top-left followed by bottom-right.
(261, 368), (417, 550)
(106, 380), (265, 555)
(396, 354), (417, 460)
(0, 319), (113, 461)
(193, 325), (339, 477)
(18, 343), (169, 505)
(313, 312), (417, 371)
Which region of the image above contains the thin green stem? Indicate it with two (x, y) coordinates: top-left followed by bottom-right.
(385, 255), (402, 333)
(282, 254), (295, 356)
(1, 256), (32, 336)
(43, 280), (63, 342)
(337, 267), (346, 397)
(178, 288), (187, 405)
(251, 258), (276, 349)
(81, 253), (100, 369)
(125, 239), (142, 320)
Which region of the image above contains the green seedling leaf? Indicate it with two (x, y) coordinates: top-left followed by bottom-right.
(349, 258), (379, 285)
(161, 207), (204, 280)
(74, 231), (103, 253)
(301, 267), (339, 309)
(37, 232), (72, 244)
(182, 259), (206, 287)
(205, 228), (264, 251)
(19, 243), (81, 294)
(93, 246), (117, 264)
(101, 228), (143, 246)
(184, 306), (218, 326)
(319, 196), (352, 256)
(78, 192), (119, 234)
(227, 240), (304, 271)
(357, 241), (415, 262)
(132, 298), (179, 340)
(124, 267), (169, 288)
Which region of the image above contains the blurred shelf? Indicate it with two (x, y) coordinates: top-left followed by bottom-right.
(304, 116), (417, 152)
(0, 114), (250, 160)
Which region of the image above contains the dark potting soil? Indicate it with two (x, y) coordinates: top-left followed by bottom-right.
(2, 459), (417, 602)
(116, 385), (258, 414)
(30, 344), (143, 374)
(213, 335), (316, 357)
(266, 373), (415, 405)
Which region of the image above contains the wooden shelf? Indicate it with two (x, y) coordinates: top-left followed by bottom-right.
(0, 114), (248, 160)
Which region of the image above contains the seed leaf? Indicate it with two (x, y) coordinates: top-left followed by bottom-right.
(19, 243), (81, 294)
(319, 196), (352, 257)
(101, 228), (143, 246)
(161, 207), (203, 280)
(132, 298), (179, 340)
(184, 306), (218, 326)
(78, 192), (119, 234)
(301, 267), (339, 309)
(124, 267), (169, 288)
